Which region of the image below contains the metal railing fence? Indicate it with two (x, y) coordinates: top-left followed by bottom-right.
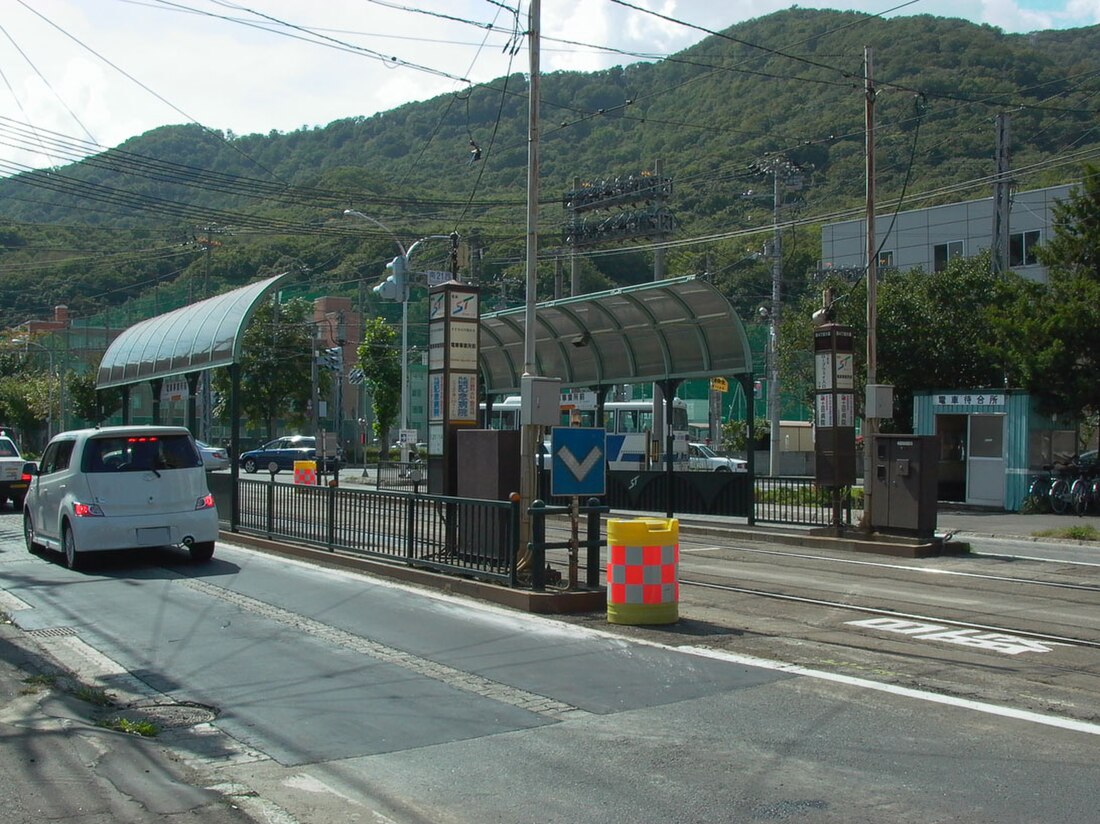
(753, 476), (860, 527)
(233, 477), (519, 584)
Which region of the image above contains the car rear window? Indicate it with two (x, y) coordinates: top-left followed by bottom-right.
(0, 438), (18, 458)
(83, 434), (202, 473)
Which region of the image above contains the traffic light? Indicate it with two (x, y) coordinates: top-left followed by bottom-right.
(319, 346), (343, 372)
(374, 255), (407, 301)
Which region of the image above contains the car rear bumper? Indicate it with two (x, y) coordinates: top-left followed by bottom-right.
(69, 508), (219, 551)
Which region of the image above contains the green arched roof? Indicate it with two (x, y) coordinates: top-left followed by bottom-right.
(478, 275), (754, 395)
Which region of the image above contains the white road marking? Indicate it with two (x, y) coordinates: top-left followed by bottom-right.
(846, 617), (1058, 655)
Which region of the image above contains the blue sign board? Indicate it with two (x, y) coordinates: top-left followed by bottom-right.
(550, 427), (606, 497)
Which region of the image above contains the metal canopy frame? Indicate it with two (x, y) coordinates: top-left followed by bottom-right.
(97, 273), (293, 389)
(94, 272), (294, 531)
(478, 275), (754, 395)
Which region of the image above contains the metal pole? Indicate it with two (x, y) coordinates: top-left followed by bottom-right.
(401, 293), (409, 435)
(863, 46), (878, 533)
(768, 166), (783, 477)
(519, 0), (541, 555)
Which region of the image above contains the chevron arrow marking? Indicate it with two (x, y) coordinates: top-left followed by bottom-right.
(558, 445), (602, 481)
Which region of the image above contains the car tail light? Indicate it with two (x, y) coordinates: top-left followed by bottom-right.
(73, 502), (105, 517)
(195, 494), (215, 510)
(20, 471), (32, 482)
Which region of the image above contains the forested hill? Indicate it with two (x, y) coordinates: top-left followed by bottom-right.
(1, 8), (1098, 331)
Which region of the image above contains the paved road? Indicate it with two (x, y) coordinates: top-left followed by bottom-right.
(1, 506), (1098, 824)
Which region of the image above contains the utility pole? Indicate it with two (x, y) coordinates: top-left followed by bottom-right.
(519, 0), (541, 552)
(769, 163), (784, 477)
(991, 113), (1012, 276)
(863, 46), (878, 533)
(751, 154), (799, 477)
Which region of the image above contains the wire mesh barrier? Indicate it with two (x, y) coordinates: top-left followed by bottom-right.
(753, 476), (860, 527)
(233, 478), (519, 584)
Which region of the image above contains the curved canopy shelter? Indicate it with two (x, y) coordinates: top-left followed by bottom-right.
(96, 272), (294, 489)
(98, 272), (292, 390)
(478, 274), (754, 400)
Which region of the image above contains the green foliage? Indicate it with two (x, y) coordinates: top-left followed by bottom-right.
(1002, 166), (1100, 418)
(210, 297), (327, 439)
(0, 10), (1096, 334)
(67, 369), (122, 426)
(721, 417), (769, 452)
(0, 345), (59, 446)
(783, 253), (1032, 430)
(357, 317), (401, 452)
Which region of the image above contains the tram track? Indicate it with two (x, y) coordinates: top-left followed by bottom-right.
(677, 575), (1100, 651)
(540, 522), (1100, 651)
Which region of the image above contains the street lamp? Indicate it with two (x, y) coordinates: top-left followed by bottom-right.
(343, 210), (451, 461)
(12, 338), (55, 441)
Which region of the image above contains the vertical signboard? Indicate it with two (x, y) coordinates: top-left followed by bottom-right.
(814, 324), (857, 488)
(427, 282), (479, 494)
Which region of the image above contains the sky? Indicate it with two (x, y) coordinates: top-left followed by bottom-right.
(1, 0), (1099, 173)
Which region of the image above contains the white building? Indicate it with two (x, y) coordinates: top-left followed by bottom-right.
(819, 183), (1075, 283)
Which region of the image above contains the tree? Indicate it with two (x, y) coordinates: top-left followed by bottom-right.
(357, 317), (401, 455)
(720, 417), (769, 454)
(67, 367), (122, 425)
(1002, 166), (1100, 420)
(211, 297), (326, 439)
(782, 252), (1029, 431)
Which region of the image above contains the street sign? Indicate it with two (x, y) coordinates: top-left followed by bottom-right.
(550, 427), (606, 497)
(347, 367), (365, 385)
(710, 377), (728, 393)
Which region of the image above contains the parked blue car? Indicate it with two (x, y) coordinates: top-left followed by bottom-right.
(238, 436), (340, 474)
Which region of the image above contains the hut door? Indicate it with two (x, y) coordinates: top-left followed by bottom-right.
(966, 414), (1005, 507)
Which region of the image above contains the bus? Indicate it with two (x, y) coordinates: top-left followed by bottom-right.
(480, 394), (690, 470)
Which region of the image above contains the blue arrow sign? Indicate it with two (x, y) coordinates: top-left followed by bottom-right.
(550, 427), (606, 497)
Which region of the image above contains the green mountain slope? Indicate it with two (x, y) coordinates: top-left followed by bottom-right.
(0, 9), (1097, 330)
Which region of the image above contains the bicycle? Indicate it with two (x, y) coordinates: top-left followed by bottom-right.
(1071, 466), (1100, 516)
(1022, 470), (1054, 513)
(1045, 456), (1087, 515)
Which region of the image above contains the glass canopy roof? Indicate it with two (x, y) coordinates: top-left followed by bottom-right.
(97, 273), (292, 389)
(96, 272), (752, 400)
(478, 275), (753, 396)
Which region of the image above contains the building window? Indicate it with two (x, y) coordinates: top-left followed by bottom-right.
(1009, 230), (1041, 267)
(933, 240), (964, 272)
(878, 250), (894, 268)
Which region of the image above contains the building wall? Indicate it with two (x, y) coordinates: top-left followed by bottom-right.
(820, 184), (1075, 283)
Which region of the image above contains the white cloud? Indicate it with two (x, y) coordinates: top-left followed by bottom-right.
(980, 0), (1056, 31)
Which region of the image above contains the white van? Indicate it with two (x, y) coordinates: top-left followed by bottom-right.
(23, 426), (219, 569)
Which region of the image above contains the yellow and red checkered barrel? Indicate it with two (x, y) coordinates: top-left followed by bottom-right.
(606, 518), (679, 625)
(293, 460), (317, 487)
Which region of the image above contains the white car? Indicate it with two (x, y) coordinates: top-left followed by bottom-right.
(23, 426), (219, 569)
(195, 439), (230, 471)
(688, 442), (747, 472)
(0, 432), (35, 510)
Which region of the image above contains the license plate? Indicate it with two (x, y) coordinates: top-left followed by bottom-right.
(136, 527), (171, 545)
(9, 483), (27, 489)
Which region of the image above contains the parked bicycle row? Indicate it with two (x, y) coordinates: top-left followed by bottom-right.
(1024, 452), (1100, 515)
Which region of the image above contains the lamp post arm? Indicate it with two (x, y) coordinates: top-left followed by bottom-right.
(404, 234), (455, 265)
(342, 210), (408, 258)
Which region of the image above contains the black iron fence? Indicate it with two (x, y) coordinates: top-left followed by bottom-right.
(228, 477), (519, 584)
(206, 471), (861, 591)
(754, 476), (859, 527)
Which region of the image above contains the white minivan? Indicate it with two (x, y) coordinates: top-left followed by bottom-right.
(23, 426), (219, 569)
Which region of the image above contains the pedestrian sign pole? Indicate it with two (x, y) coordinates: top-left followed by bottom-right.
(550, 427), (606, 588)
